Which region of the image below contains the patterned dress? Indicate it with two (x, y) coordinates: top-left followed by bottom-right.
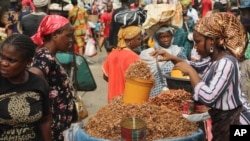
(31, 48), (75, 141)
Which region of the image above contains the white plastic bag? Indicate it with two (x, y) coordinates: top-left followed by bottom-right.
(85, 38), (97, 57)
(182, 112), (210, 123)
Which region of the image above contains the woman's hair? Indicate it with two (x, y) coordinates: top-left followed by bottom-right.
(1, 34), (36, 60)
(71, 0), (78, 5)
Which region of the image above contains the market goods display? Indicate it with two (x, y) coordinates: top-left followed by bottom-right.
(170, 69), (189, 79)
(149, 89), (192, 111)
(84, 95), (199, 140)
(125, 59), (154, 81)
(123, 60), (155, 104)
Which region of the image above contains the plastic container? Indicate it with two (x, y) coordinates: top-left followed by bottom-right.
(120, 117), (147, 141)
(123, 78), (154, 104)
(164, 74), (193, 93)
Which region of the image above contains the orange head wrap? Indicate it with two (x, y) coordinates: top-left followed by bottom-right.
(31, 15), (69, 47)
(194, 12), (248, 59)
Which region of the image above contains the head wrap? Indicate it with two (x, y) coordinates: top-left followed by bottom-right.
(153, 26), (175, 49)
(33, 0), (49, 8)
(194, 12), (248, 59)
(117, 26), (141, 49)
(31, 15), (69, 46)
(180, 0), (191, 7)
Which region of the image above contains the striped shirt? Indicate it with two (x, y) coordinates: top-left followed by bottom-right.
(191, 55), (242, 110)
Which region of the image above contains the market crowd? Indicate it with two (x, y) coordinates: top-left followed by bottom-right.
(0, 0), (250, 141)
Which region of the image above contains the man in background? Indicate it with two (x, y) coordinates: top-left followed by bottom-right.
(21, 0), (49, 37)
(108, 0), (130, 49)
(100, 1), (113, 54)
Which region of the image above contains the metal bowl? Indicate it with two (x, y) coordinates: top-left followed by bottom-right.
(164, 74), (193, 93)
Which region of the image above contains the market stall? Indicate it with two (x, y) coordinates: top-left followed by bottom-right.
(67, 60), (205, 141)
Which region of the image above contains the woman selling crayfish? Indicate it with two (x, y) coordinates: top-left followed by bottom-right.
(150, 12), (248, 141)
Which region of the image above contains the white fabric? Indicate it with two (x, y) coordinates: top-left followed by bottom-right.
(187, 8), (199, 23)
(33, 0), (49, 8)
(140, 45), (181, 74)
(182, 112), (210, 123)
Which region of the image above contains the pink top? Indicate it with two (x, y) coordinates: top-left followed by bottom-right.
(102, 49), (139, 102)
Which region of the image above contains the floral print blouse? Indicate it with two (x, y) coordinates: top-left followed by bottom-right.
(31, 48), (75, 141)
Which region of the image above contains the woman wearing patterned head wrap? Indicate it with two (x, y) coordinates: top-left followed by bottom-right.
(150, 13), (248, 141)
(140, 26), (187, 97)
(29, 15), (75, 141)
(102, 26), (142, 102)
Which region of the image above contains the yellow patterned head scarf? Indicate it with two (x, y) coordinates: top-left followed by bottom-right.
(180, 0), (192, 7)
(194, 12), (248, 59)
(117, 26), (141, 49)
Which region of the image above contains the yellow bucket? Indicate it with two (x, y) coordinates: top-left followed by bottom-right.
(123, 78), (153, 104)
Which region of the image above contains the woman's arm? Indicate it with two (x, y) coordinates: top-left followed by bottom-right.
(39, 113), (52, 141)
(150, 49), (185, 64)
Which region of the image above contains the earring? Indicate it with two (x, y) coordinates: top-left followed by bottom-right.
(210, 46), (213, 53)
(223, 45), (226, 50)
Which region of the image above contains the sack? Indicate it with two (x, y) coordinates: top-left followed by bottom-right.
(74, 96), (88, 121)
(56, 52), (97, 91)
(85, 38), (97, 57)
(142, 3), (183, 36)
(114, 8), (147, 27)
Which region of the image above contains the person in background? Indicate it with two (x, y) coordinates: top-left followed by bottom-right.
(68, 0), (88, 56)
(0, 34), (52, 141)
(177, 2), (195, 60)
(102, 26), (142, 102)
(29, 15), (76, 141)
(109, 0), (130, 50)
(180, 0), (199, 23)
(237, 0), (250, 126)
(3, 0), (28, 36)
(140, 26), (187, 97)
(200, 0), (212, 17)
(239, 0), (250, 103)
(100, 1), (113, 54)
(22, 0), (36, 12)
(151, 13), (247, 141)
(205, 1), (226, 17)
(130, 0), (140, 9)
(21, 0), (49, 37)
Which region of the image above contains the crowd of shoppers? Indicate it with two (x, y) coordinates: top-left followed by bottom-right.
(1, 0), (250, 141)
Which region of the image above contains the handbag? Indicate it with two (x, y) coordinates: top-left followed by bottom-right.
(56, 52), (97, 91)
(73, 91), (88, 121)
(114, 8), (147, 27)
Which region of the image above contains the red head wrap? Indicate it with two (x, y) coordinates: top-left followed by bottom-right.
(31, 15), (69, 47)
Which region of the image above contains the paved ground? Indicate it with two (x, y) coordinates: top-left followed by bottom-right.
(78, 47), (109, 124)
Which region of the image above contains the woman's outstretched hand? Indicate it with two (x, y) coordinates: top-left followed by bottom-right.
(174, 62), (193, 75)
(150, 49), (173, 62)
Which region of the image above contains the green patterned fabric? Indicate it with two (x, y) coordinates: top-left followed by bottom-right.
(245, 33), (250, 59)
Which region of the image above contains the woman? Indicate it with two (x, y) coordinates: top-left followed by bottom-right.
(68, 0), (88, 56)
(102, 26), (142, 102)
(0, 34), (52, 141)
(150, 13), (248, 141)
(201, 0), (212, 17)
(29, 15), (75, 141)
(140, 26), (187, 97)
